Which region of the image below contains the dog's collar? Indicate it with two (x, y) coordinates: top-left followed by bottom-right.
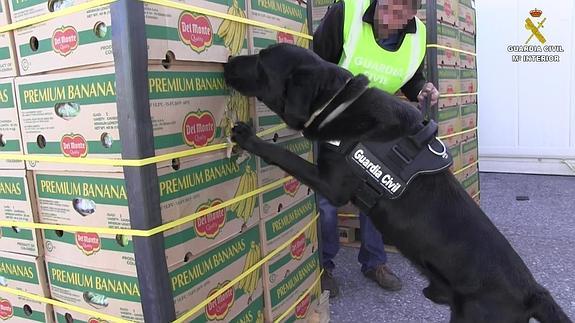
(304, 77), (369, 131)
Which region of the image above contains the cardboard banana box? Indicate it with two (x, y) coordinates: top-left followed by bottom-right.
(0, 78), (24, 169)
(456, 162), (479, 198)
(247, 0), (309, 141)
(170, 225), (264, 320)
(311, 0), (331, 33)
(274, 288), (318, 323)
(437, 0), (459, 26)
(0, 0), (17, 78)
(447, 137), (462, 173)
(15, 63), (237, 172)
(438, 67), (460, 109)
(0, 170), (43, 257)
(459, 32), (476, 69)
(46, 226), (264, 322)
(0, 251), (53, 322)
(461, 103), (477, 131)
(459, 69), (477, 105)
(437, 22), (460, 67)
(264, 250), (320, 323)
(438, 105), (461, 137)
(34, 150), (260, 273)
(460, 132), (478, 167)
(458, 0), (476, 35)
(260, 194), (317, 255)
(9, 0), (249, 75)
(257, 134), (314, 220)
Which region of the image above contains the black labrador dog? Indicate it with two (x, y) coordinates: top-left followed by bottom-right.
(223, 43), (572, 323)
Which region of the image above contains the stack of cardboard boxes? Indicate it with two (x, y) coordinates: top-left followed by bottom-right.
(0, 0), (53, 320)
(419, 0), (479, 204)
(0, 0), (321, 321)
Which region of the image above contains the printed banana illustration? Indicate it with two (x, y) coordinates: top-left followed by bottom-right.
(230, 164), (257, 227)
(219, 114), (234, 139)
(238, 241), (261, 298)
(295, 20), (310, 49)
(307, 222), (317, 252)
(228, 89), (251, 123)
(217, 0), (247, 55)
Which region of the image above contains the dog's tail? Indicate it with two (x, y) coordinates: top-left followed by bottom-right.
(526, 288), (573, 323)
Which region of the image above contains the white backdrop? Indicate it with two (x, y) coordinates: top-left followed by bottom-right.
(476, 0), (575, 175)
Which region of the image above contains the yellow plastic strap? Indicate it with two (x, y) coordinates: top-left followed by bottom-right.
(0, 286), (130, 323)
(0, 215), (319, 323)
(140, 0), (312, 40)
(453, 161), (479, 176)
(441, 92), (478, 98)
(173, 213), (320, 323)
(0, 0), (117, 33)
(0, 123), (289, 165)
(273, 269), (323, 323)
(0, 176), (292, 236)
(427, 44), (477, 56)
(147, 176), (292, 236)
(438, 127), (477, 140)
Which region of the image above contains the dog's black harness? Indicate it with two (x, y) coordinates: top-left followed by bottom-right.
(326, 121), (452, 210)
(306, 77), (453, 211)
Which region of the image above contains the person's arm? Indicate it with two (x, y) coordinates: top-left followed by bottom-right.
(400, 61), (427, 102)
(312, 1), (345, 64)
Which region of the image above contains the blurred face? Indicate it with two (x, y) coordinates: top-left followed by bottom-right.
(375, 0), (418, 37)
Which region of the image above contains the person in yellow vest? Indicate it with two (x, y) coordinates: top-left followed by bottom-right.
(312, 0), (439, 298)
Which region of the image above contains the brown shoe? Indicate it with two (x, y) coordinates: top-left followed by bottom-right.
(363, 264), (402, 291)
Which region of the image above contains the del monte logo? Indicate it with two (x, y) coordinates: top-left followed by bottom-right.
(52, 26), (79, 56)
(290, 233), (306, 260)
(61, 134), (88, 158)
(179, 12), (213, 53)
(277, 31), (294, 44)
(284, 178), (301, 197)
(195, 199), (227, 239)
(0, 298), (13, 320)
(205, 282), (234, 320)
(183, 110), (216, 147)
(75, 232), (101, 255)
(295, 293), (311, 319)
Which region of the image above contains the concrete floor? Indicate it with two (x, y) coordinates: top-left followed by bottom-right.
(326, 172), (575, 322)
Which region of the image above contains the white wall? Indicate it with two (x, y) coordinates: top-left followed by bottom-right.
(476, 0), (575, 175)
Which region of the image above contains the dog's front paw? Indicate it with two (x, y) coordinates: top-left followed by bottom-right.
(231, 122), (257, 150)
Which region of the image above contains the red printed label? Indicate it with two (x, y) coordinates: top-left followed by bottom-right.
(75, 232), (101, 255)
(52, 26), (79, 56)
(0, 299), (13, 320)
(61, 134), (88, 158)
(195, 199), (227, 239)
(290, 233), (306, 260)
(206, 282), (234, 320)
(295, 294), (311, 319)
(179, 12), (213, 53)
(277, 31), (295, 44)
(183, 111), (216, 147)
(284, 178), (301, 197)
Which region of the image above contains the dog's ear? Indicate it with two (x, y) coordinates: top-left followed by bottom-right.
(284, 67), (317, 123)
